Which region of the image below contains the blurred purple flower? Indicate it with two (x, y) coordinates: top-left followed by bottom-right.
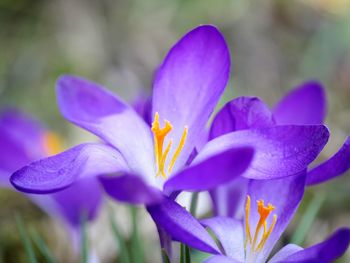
(0, 109), (102, 254)
(210, 82), (350, 217)
(201, 172), (350, 263)
(9, 25), (329, 252)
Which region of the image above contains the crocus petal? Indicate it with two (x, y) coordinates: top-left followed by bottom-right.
(198, 125), (329, 179)
(52, 177), (103, 227)
(201, 217), (245, 261)
(147, 196), (220, 254)
(152, 25), (230, 173)
(282, 228), (350, 263)
(205, 256), (238, 263)
(209, 97), (275, 140)
(99, 174), (163, 205)
(132, 94), (152, 125)
(273, 81), (326, 125)
(11, 143), (127, 194)
(0, 129), (30, 173)
(268, 244), (303, 263)
(307, 135), (350, 186)
(56, 75), (154, 179)
(0, 109), (46, 160)
(164, 147), (254, 194)
(246, 172), (306, 263)
(210, 177), (249, 217)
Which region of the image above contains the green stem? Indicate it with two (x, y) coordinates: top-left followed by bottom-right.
(108, 206), (131, 263)
(190, 192), (199, 216)
(130, 207), (143, 263)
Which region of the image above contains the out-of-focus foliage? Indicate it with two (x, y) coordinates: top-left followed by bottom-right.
(0, 0), (349, 262)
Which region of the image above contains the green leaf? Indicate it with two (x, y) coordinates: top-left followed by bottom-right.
(291, 193), (325, 245)
(30, 229), (58, 263)
(15, 214), (38, 263)
(108, 206), (131, 263)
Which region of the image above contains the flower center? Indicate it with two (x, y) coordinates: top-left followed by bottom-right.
(151, 112), (188, 178)
(245, 195), (277, 260)
(42, 132), (63, 156)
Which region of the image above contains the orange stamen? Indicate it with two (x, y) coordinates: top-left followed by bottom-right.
(151, 112), (188, 178)
(244, 195), (277, 253)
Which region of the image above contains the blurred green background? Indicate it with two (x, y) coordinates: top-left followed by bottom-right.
(0, 0), (350, 262)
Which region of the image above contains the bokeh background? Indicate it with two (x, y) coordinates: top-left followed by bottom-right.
(0, 0), (350, 262)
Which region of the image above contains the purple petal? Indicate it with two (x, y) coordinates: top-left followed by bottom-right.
(132, 94), (152, 125)
(283, 228), (350, 263)
(152, 25), (230, 173)
(56, 75), (154, 178)
(0, 109), (46, 160)
(147, 197), (220, 254)
(307, 135), (350, 186)
(0, 128), (30, 173)
(201, 217), (245, 261)
(246, 172), (306, 263)
(273, 81), (326, 125)
(205, 256), (238, 263)
(210, 97), (275, 140)
(52, 177), (103, 227)
(164, 147), (254, 194)
(99, 174), (163, 205)
(198, 125), (329, 179)
(11, 143), (127, 194)
(210, 177), (249, 217)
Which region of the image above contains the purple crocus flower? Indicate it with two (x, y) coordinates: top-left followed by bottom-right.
(210, 82), (350, 217)
(10, 25), (329, 253)
(0, 109), (102, 253)
(201, 172), (350, 263)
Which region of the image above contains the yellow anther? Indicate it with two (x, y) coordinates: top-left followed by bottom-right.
(42, 132), (63, 156)
(151, 112), (188, 178)
(168, 126), (188, 174)
(158, 140), (172, 178)
(244, 195), (277, 253)
(245, 195), (252, 247)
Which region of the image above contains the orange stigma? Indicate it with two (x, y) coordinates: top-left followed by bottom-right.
(43, 132), (63, 156)
(245, 195), (277, 253)
(151, 112), (188, 178)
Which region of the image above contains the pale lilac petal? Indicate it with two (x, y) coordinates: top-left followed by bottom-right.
(164, 147), (254, 194)
(147, 197), (220, 254)
(273, 81), (326, 125)
(152, 25), (230, 173)
(99, 174), (163, 205)
(307, 136), (350, 186)
(282, 228), (350, 263)
(246, 172), (306, 263)
(205, 256), (238, 263)
(11, 143), (127, 194)
(201, 217), (245, 261)
(268, 244), (303, 263)
(56, 75), (154, 178)
(210, 97), (275, 139)
(198, 125), (329, 179)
